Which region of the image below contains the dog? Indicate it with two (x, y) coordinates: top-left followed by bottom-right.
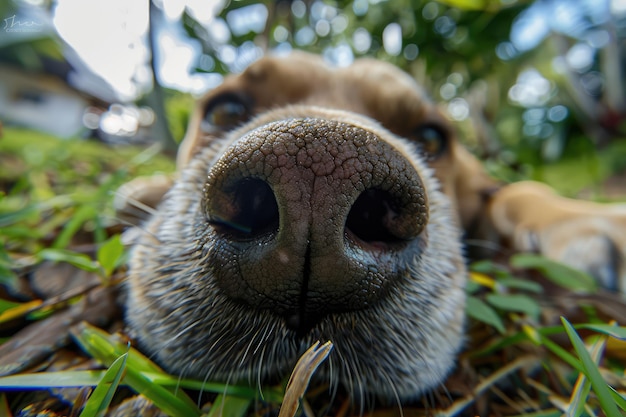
(116, 51), (626, 403)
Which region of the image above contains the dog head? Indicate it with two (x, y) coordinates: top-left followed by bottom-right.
(125, 52), (470, 401)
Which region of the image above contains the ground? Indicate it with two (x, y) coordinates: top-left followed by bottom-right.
(1, 128), (625, 416)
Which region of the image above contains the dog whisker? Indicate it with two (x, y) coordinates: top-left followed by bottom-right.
(463, 238), (506, 253)
(325, 353), (340, 410)
(381, 369), (404, 417)
(256, 343), (267, 398)
(113, 191), (158, 218)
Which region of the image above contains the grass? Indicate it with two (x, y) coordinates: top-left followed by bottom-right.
(1, 127), (625, 416)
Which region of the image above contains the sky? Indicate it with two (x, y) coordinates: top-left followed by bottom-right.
(53, 0), (151, 100)
(52, 0), (226, 100)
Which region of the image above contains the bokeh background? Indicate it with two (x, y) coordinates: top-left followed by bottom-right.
(2, 0), (626, 197)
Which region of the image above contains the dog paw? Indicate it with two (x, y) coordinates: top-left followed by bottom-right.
(524, 217), (625, 292)
(489, 181), (626, 293)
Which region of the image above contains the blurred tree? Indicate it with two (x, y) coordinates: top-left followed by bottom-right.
(170, 0), (625, 194)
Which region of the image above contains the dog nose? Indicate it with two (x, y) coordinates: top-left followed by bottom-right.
(204, 118), (428, 333)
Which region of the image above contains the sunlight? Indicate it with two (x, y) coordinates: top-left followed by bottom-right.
(53, 0), (150, 100)
(52, 0), (224, 100)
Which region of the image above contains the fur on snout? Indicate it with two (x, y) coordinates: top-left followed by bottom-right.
(125, 106), (467, 400)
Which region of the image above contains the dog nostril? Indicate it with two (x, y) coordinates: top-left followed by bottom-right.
(208, 178), (279, 239)
(345, 188), (407, 245)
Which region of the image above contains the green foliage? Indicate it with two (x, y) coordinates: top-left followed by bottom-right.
(0, 247), (17, 287)
(37, 248), (101, 274)
(561, 318), (622, 417)
(68, 323), (284, 416)
(97, 235), (125, 279)
(545, 140), (626, 197)
(163, 90), (195, 144)
(0, 18), (65, 69)
(510, 253), (597, 292)
(485, 293), (541, 319)
(176, 0), (626, 194)
(37, 233), (125, 283)
(468, 254), (602, 333)
(576, 323), (626, 340)
(466, 295), (506, 333)
(436, 0), (526, 11)
(79, 352), (128, 417)
(72, 323), (203, 417)
(206, 395), (252, 417)
(0, 371), (107, 389)
(0, 127), (175, 287)
(466, 259), (547, 332)
(465, 256), (626, 416)
(0, 299), (22, 316)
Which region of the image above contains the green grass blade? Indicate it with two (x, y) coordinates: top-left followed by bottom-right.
(511, 254), (597, 292)
(0, 393), (10, 416)
(567, 330), (608, 417)
(0, 205), (40, 227)
(96, 235), (124, 278)
(608, 386), (626, 412)
(122, 365), (202, 417)
(561, 317), (621, 417)
(496, 277), (543, 293)
(71, 322), (201, 417)
(575, 324), (626, 340)
(37, 248), (101, 274)
(52, 204), (97, 249)
(470, 325), (567, 357)
(466, 295), (505, 333)
(569, 330), (610, 417)
(0, 371), (106, 388)
(79, 352), (128, 417)
(72, 323), (164, 374)
(142, 372), (283, 402)
(485, 293), (541, 319)
(567, 365), (592, 417)
(205, 394), (252, 417)
(142, 373), (255, 396)
(539, 332), (584, 373)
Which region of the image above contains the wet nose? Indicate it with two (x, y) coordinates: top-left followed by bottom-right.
(203, 117), (429, 333)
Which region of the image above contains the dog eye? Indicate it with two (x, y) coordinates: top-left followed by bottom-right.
(202, 94), (252, 132)
(413, 124), (449, 159)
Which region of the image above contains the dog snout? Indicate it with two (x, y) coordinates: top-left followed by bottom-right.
(203, 117), (429, 333)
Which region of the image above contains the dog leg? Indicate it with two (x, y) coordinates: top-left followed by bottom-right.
(488, 180), (626, 292)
